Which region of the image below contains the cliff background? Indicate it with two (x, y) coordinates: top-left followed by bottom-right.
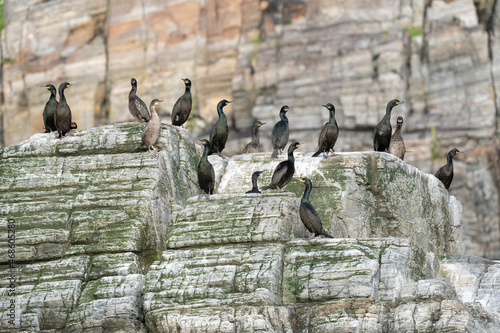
(0, 0), (499, 259)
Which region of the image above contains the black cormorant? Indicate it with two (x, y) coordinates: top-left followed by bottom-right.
(435, 148), (462, 189)
(209, 99), (232, 156)
(295, 177), (333, 238)
(388, 116), (405, 160)
(245, 171), (264, 194)
(128, 78), (150, 123)
(198, 139), (215, 196)
(312, 103), (339, 157)
(374, 99), (404, 152)
(261, 142), (301, 192)
(242, 120), (265, 154)
(55, 82), (72, 138)
(70, 122), (78, 130)
(271, 105), (290, 158)
(132, 99), (163, 156)
(42, 84), (58, 133)
(171, 78), (192, 126)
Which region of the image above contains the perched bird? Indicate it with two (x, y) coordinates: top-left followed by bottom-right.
(435, 148), (463, 189)
(209, 99), (232, 156)
(374, 99), (404, 152)
(55, 82), (72, 138)
(388, 116), (405, 160)
(132, 99), (163, 156)
(70, 122), (78, 130)
(271, 105), (290, 158)
(171, 78), (192, 127)
(245, 171), (265, 194)
(42, 84), (58, 133)
(295, 177), (333, 239)
(242, 120), (265, 154)
(198, 139), (215, 197)
(128, 78), (150, 123)
(312, 103), (339, 157)
(261, 142), (301, 192)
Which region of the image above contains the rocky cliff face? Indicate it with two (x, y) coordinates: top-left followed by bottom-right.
(1, 125), (499, 332)
(0, 1), (498, 257)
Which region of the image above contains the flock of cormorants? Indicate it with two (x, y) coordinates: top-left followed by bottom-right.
(41, 78), (463, 239)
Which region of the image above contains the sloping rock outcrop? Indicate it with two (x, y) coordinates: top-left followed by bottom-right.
(0, 125), (499, 332)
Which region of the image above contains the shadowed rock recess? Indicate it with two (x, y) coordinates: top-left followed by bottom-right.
(1, 125), (500, 332)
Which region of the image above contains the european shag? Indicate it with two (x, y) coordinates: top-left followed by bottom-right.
(245, 171), (264, 194)
(70, 122), (78, 130)
(132, 99), (163, 156)
(55, 82), (72, 138)
(295, 177), (333, 238)
(129, 78), (150, 122)
(312, 103), (339, 157)
(198, 139), (215, 196)
(42, 84), (58, 133)
(209, 99), (232, 156)
(435, 148), (462, 189)
(388, 116), (405, 160)
(171, 78), (192, 126)
(374, 99), (404, 152)
(271, 105), (290, 158)
(242, 120), (265, 154)
(261, 142), (301, 192)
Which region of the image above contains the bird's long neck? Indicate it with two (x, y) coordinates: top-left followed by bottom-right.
(287, 148), (295, 163)
(50, 89), (57, 100)
(217, 105), (227, 123)
(251, 174), (259, 190)
(59, 87), (67, 103)
(202, 144), (210, 159)
(328, 109), (336, 122)
(302, 181), (312, 202)
(394, 122), (402, 135)
(279, 111), (288, 122)
(129, 84), (137, 98)
(251, 126), (260, 144)
(382, 104), (393, 122)
(185, 85), (191, 95)
(446, 153), (455, 170)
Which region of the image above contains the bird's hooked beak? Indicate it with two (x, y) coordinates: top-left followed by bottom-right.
(157, 99), (164, 103)
(227, 100), (233, 104)
(294, 177), (305, 183)
(396, 100), (406, 105)
(259, 122), (266, 126)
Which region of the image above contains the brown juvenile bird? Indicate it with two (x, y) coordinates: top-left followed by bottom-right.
(295, 177), (333, 239)
(198, 139), (215, 197)
(171, 78), (192, 126)
(128, 78), (150, 122)
(388, 116), (405, 160)
(55, 82), (72, 138)
(132, 99), (163, 156)
(42, 84), (58, 133)
(435, 148), (463, 189)
(242, 120), (265, 154)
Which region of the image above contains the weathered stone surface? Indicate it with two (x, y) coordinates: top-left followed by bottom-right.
(1, 124), (500, 331)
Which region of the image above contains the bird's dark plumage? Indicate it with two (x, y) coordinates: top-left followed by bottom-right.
(388, 116), (405, 160)
(246, 171), (264, 194)
(242, 120), (265, 154)
(374, 99), (404, 152)
(295, 177), (333, 238)
(271, 105), (290, 158)
(261, 142), (301, 192)
(132, 99), (163, 156)
(198, 139), (215, 195)
(312, 103), (339, 157)
(70, 122), (78, 130)
(42, 84), (58, 133)
(435, 148), (462, 189)
(128, 78), (150, 123)
(55, 82), (72, 138)
(209, 99), (231, 156)
(171, 78), (192, 126)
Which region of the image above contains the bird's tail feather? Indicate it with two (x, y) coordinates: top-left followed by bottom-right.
(312, 151), (321, 157)
(260, 185), (271, 190)
(271, 149), (278, 159)
(322, 230), (333, 238)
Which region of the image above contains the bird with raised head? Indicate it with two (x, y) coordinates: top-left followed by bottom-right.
(171, 78), (192, 127)
(242, 120), (265, 154)
(271, 105), (290, 158)
(435, 148), (463, 189)
(42, 84), (58, 133)
(312, 103), (339, 157)
(388, 116), (405, 160)
(55, 82), (72, 138)
(128, 78), (150, 123)
(132, 99), (163, 156)
(374, 99), (404, 152)
(209, 99), (232, 156)
(198, 139), (215, 197)
(294, 177), (333, 239)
